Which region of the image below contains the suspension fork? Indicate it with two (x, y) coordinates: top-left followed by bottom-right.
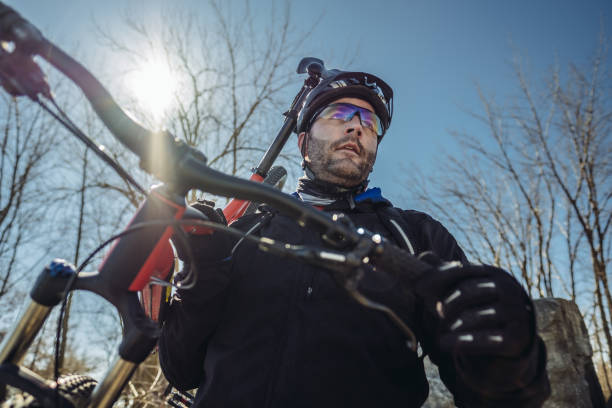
(0, 184), (187, 406)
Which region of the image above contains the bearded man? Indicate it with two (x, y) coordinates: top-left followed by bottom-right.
(159, 67), (550, 408)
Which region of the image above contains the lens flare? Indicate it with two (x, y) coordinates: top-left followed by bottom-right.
(129, 59), (175, 124)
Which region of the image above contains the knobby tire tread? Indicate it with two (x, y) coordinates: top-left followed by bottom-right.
(1, 374), (97, 408)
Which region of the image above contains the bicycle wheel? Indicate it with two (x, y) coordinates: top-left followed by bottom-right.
(1, 374), (97, 408)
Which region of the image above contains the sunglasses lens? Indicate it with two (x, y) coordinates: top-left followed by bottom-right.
(317, 103), (353, 120)
(358, 110), (382, 136)
(317, 104), (383, 136)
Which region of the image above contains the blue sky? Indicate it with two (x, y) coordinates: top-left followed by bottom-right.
(6, 0), (611, 206)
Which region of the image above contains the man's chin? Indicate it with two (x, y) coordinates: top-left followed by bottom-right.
(321, 166), (368, 187)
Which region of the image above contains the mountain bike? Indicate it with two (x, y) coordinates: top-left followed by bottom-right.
(0, 3), (431, 407)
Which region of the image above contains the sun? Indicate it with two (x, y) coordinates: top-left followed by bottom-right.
(129, 59), (176, 124)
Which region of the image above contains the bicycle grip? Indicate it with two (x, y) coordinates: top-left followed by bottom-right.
(372, 240), (431, 284)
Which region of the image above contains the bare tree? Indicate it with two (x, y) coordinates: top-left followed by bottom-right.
(0, 96), (60, 303)
(91, 0), (312, 199)
(407, 39), (611, 385)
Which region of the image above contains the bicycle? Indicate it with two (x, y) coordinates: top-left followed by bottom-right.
(0, 3), (431, 407)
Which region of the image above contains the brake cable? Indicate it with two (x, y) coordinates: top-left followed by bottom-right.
(0, 39), (145, 195)
(37, 97), (146, 195)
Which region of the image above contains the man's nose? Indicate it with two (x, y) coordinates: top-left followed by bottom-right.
(344, 114), (363, 136)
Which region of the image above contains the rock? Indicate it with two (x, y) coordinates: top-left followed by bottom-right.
(422, 355), (454, 408)
(535, 298), (605, 408)
(422, 298), (605, 407)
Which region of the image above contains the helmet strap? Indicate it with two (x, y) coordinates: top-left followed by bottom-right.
(300, 131), (310, 167)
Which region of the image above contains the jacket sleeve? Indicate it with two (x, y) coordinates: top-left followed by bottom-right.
(158, 260), (232, 390)
(403, 210), (551, 407)
(158, 224), (236, 391)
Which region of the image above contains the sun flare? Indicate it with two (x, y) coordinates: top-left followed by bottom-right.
(129, 59), (176, 124)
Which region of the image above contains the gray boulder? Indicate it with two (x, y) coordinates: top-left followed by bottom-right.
(535, 298), (605, 408)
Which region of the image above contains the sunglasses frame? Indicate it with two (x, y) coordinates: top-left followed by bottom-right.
(309, 103), (384, 137)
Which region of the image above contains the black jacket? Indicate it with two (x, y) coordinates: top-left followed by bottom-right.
(159, 198), (549, 407)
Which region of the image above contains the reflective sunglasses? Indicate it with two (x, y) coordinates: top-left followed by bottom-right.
(312, 103), (384, 136)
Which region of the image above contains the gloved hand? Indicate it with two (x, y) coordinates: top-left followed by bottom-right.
(172, 199), (228, 263)
(169, 199), (233, 291)
(414, 252), (535, 358)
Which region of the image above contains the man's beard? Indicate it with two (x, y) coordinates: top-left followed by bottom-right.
(305, 134), (377, 187)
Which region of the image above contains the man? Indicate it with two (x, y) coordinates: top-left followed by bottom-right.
(159, 68), (550, 407)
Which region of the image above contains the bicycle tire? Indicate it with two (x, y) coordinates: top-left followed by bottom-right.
(1, 375), (97, 408)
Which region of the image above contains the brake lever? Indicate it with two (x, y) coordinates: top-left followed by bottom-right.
(344, 285), (418, 352)
(257, 233), (419, 352)
(0, 2), (50, 100)
(329, 233), (419, 352)
(0, 2), (45, 53)
(0, 46), (50, 100)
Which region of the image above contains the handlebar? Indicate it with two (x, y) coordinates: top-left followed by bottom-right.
(2, 17), (362, 247)
(41, 40), (157, 168)
(1, 4), (418, 269)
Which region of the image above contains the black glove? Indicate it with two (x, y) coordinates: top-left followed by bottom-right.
(415, 252), (535, 358)
(169, 199), (233, 291)
(172, 199), (228, 263)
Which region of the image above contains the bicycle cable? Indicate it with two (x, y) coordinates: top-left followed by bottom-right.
(51, 218), (252, 385)
(36, 95), (146, 195)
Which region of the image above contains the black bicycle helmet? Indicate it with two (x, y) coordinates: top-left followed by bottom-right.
(296, 70), (393, 141)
